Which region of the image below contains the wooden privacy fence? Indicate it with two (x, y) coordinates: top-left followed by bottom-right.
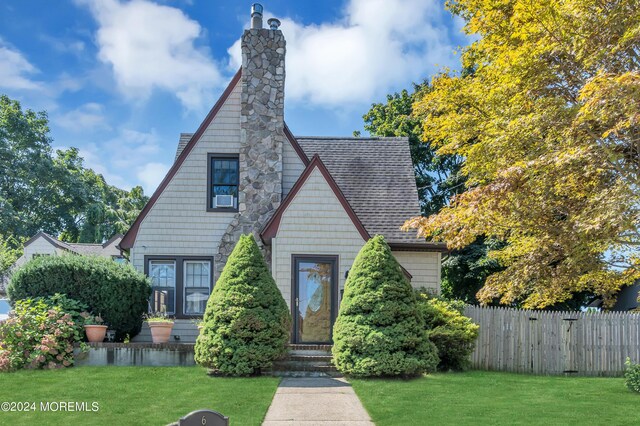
(464, 305), (640, 376)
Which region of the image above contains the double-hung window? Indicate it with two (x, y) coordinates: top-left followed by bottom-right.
(146, 257), (213, 317)
(207, 154), (239, 211)
(184, 261), (211, 315)
(149, 260), (176, 315)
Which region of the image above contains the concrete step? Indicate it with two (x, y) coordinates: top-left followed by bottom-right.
(287, 354), (332, 362)
(268, 361), (341, 378)
(287, 344), (332, 352)
(266, 369), (341, 378)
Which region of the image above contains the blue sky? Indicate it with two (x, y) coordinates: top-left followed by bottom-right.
(0, 0), (468, 195)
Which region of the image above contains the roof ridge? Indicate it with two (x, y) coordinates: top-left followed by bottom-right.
(296, 136), (408, 141)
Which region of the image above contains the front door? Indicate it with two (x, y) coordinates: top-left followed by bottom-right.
(292, 255), (338, 344)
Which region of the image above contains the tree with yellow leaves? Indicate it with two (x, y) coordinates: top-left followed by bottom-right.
(405, 0), (639, 308)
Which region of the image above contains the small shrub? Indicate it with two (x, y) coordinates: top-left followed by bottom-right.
(195, 235), (291, 376)
(332, 235), (439, 377)
(625, 358), (640, 393)
(417, 294), (479, 371)
(7, 255), (151, 340)
(0, 299), (84, 372)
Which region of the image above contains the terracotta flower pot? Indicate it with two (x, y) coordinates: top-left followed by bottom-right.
(84, 325), (108, 343)
(148, 321), (174, 343)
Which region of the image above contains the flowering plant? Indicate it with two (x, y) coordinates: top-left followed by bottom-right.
(0, 299), (85, 372)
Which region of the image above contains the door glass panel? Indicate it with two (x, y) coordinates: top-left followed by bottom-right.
(297, 261), (333, 343)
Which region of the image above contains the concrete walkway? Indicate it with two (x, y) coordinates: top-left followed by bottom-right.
(262, 377), (374, 425)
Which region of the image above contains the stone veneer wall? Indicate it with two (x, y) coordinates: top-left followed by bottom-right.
(215, 28), (286, 278)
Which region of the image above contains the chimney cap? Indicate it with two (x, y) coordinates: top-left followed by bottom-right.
(267, 18), (281, 30)
(251, 3), (263, 16)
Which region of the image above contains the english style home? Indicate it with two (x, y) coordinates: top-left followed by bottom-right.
(120, 7), (446, 343)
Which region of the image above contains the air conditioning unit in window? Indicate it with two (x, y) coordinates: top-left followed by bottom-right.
(215, 195), (234, 208)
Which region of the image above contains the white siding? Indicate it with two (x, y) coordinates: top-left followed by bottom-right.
(130, 81), (242, 276)
(393, 251), (441, 293)
(273, 168), (442, 306)
(282, 136), (305, 197)
(20, 236), (64, 265)
(273, 167), (367, 308)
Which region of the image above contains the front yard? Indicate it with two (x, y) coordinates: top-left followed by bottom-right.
(0, 366), (279, 425)
(351, 370), (640, 425)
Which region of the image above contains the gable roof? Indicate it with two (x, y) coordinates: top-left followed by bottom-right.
(120, 69), (309, 249)
(24, 232), (123, 256)
(261, 154), (370, 244)
(295, 137), (445, 250)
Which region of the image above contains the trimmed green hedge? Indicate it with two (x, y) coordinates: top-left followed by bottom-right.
(7, 255), (151, 340)
(332, 235), (439, 377)
(195, 235), (291, 376)
(418, 295), (479, 371)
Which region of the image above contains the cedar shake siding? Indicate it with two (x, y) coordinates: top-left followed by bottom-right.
(272, 167), (367, 307)
(392, 251), (441, 294)
(130, 80), (242, 276)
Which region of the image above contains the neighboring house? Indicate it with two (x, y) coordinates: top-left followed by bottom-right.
(120, 7), (446, 344)
(0, 232), (125, 296)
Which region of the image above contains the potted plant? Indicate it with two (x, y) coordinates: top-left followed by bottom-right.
(82, 312), (107, 343)
(146, 314), (175, 344)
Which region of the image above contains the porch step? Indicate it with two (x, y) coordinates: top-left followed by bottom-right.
(286, 344), (333, 356)
(287, 354), (332, 362)
(265, 344), (340, 377)
(287, 344), (333, 351)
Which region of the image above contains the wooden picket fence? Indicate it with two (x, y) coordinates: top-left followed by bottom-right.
(464, 305), (640, 376)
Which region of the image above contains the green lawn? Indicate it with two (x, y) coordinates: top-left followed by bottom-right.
(0, 366), (279, 426)
(351, 370), (640, 426)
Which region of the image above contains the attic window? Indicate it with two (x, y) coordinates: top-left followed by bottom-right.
(207, 154), (239, 211)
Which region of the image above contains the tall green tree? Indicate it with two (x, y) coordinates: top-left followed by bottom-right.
(0, 95), (148, 246)
(363, 83), (465, 216)
(406, 0), (640, 308)
(0, 95), (84, 241)
(363, 84), (499, 304)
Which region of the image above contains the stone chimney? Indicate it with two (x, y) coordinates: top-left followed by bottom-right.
(216, 3), (286, 276)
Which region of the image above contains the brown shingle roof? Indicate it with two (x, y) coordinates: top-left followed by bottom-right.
(296, 137), (435, 246)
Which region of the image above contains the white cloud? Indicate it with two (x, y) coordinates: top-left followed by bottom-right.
(77, 0), (223, 111)
(77, 144), (132, 189)
(39, 35), (86, 56)
(0, 38), (42, 91)
(64, 127), (166, 194)
(109, 129), (162, 168)
(229, 0), (457, 106)
(136, 162), (170, 194)
(56, 103), (110, 132)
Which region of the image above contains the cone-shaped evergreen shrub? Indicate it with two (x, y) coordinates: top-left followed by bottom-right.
(194, 234), (290, 376)
(332, 235), (439, 377)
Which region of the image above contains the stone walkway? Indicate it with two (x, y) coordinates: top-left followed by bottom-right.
(262, 377), (374, 425)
